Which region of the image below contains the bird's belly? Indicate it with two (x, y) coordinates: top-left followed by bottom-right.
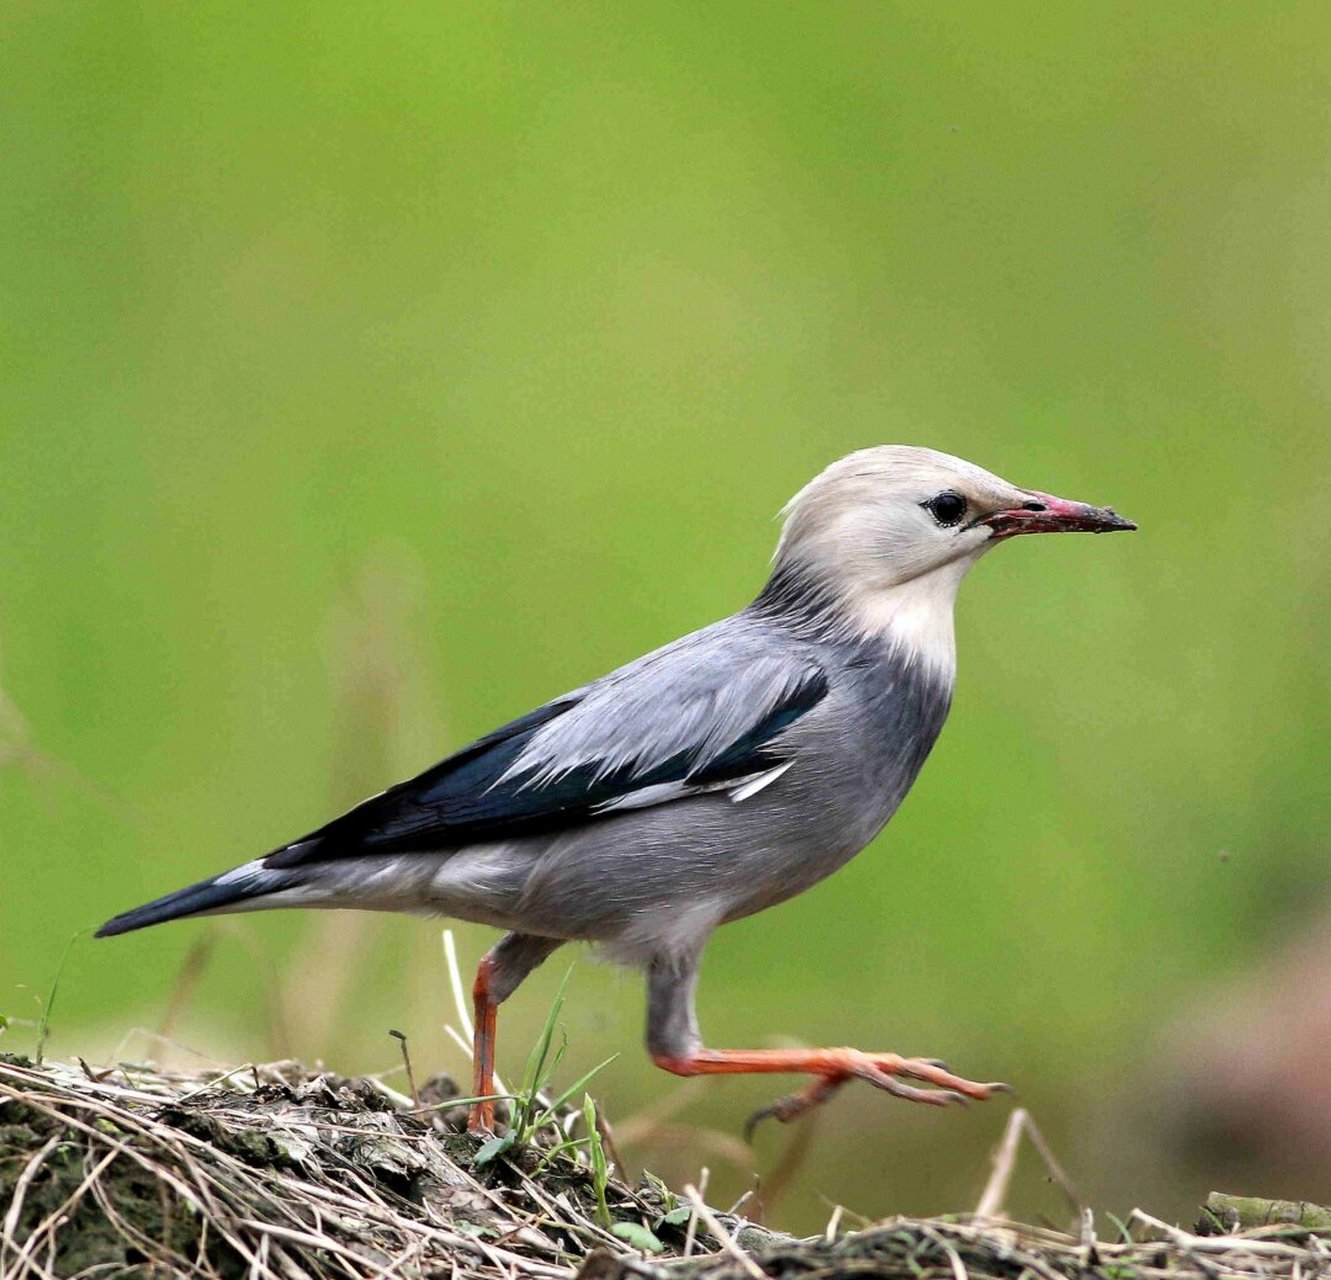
(716, 784), (899, 922)
(501, 770), (896, 941)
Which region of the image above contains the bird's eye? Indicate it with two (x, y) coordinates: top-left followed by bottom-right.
(922, 490), (968, 527)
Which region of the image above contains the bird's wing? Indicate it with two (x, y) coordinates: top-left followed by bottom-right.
(265, 636), (827, 866)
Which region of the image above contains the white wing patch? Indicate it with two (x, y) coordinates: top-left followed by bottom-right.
(214, 858), (270, 887)
(727, 760), (794, 802)
(591, 778), (729, 816)
(589, 759), (794, 817)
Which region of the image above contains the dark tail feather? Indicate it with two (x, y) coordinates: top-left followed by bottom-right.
(95, 863), (288, 938)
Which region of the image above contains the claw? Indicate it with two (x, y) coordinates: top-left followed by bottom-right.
(743, 1099), (794, 1141)
(743, 1105), (775, 1142)
(745, 1074), (846, 1139)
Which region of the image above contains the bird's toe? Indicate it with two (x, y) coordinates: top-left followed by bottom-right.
(866, 1070), (966, 1106)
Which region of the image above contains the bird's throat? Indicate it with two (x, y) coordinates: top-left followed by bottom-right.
(842, 557), (975, 680)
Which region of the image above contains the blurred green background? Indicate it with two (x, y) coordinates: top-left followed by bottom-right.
(4, 0), (1330, 1232)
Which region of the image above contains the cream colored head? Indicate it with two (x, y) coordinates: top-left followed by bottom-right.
(766, 446), (1134, 667)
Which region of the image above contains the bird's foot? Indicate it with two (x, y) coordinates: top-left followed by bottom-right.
(742, 1050), (1010, 1138)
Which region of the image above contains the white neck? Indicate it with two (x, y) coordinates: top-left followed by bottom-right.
(840, 555), (979, 679)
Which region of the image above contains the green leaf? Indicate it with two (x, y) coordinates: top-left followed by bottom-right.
(611, 1222), (665, 1255)
(425, 1091), (514, 1111)
(660, 1206), (693, 1227)
(583, 1094), (612, 1228)
(472, 1132), (515, 1167)
(583, 1095), (604, 1172)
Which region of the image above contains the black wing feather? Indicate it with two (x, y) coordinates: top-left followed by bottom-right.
(264, 666), (827, 867)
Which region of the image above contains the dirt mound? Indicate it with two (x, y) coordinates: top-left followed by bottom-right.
(0, 1053), (782, 1278)
(3, 1054), (1326, 1280)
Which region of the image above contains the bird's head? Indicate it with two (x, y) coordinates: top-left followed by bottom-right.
(764, 445), (1135, 655)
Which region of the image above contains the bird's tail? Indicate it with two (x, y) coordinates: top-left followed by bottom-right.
(95, 859), (292, 938)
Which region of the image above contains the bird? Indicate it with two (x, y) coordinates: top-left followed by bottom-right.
(98, 446), (1135, 1134)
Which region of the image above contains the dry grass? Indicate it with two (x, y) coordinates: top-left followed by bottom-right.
(646, 1212), (1331, 1280)
(4, 1052), (1331, 1280)
(0, 1052), (783, 1280)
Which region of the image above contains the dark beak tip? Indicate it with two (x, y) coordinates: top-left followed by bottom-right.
(988, 498), (1137, 537)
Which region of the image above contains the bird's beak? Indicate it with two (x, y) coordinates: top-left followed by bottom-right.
(979, 491), (1137, 539)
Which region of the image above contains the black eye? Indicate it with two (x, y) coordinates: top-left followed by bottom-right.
(922, 490), (968, 527)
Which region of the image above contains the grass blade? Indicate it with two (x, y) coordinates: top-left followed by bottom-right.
(515, 965), (575, 1132)
(541, 1053), (619, 1118)
(35, 930), (84, 1065)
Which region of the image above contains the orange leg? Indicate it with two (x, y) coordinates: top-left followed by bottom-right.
(465, 933), (564, 1135)
(469, 954), (499, 1134)
(651, 1046), (1009, 1136)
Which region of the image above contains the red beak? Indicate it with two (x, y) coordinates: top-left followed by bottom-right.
(980, 491), (1137, 539)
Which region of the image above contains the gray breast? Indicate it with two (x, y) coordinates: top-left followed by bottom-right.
(490, 637), (955, 942)
(712, 636), (953, 921)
